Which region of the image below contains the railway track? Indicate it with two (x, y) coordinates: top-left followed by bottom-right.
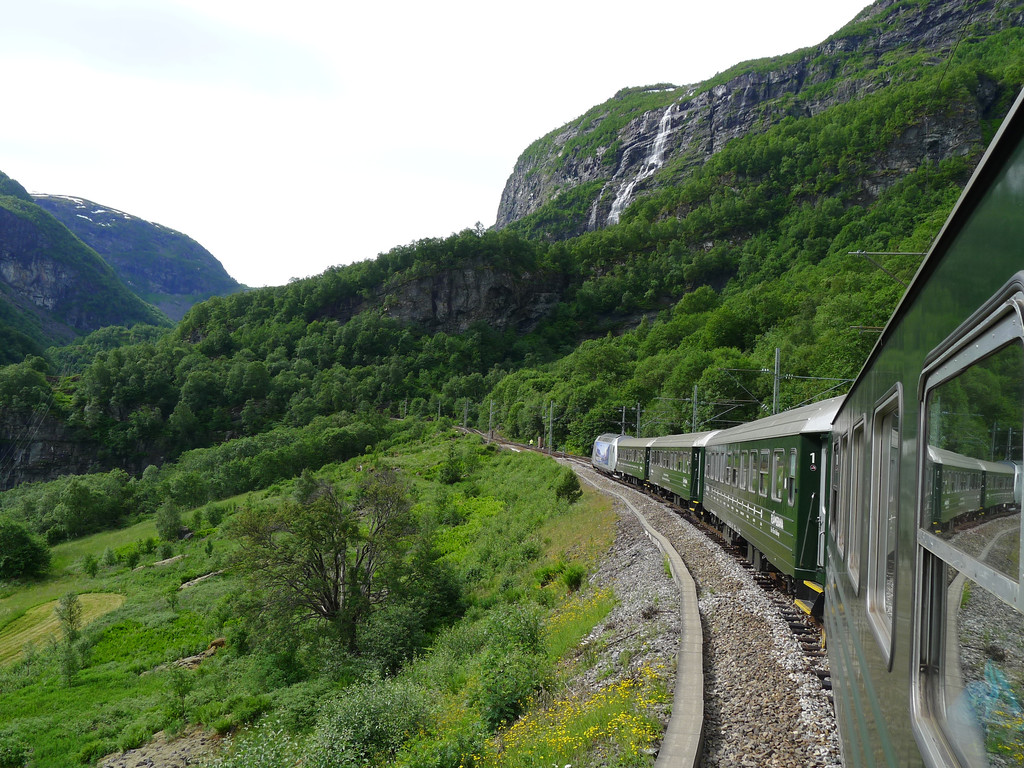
(561, 452), (833, 692)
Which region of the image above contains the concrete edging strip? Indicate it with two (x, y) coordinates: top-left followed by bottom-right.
(576, 469), (705, 768)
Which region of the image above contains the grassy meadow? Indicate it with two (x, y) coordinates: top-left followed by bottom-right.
(0, 426), (670, 768)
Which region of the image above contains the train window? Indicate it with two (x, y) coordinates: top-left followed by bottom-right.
(849, 419), (865, 591)
(740, 451), (748, 489)
(759, 450), (770, 497)
(749, 450), (758, 492)
(836, 434), (850, 557)
(787, 448), (797, 507)
(915, 298), (1024, 765)
(868, 396), (899, 655)
(829, 438), (841, 551)
(923, 341), (1022, 583)
(771, 449), (785, 502)
(917, 554), (1024, 766)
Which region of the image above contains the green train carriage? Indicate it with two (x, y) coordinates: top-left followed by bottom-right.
(701, 397), (842, 589)
(645, 431), (719, 510)
(614, 436), (654, 485)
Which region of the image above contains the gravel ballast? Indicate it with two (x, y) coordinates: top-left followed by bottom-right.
(570, 460), (842, 768)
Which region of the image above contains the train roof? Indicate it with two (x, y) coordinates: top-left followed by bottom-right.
(616, 435), (659, 449)
(839, 87), (1024, 412)
(927, 445), (1016, 474)
(707, 396), (845, 445)
(594, 433), (623, 444)
(646, 431), (721, 449)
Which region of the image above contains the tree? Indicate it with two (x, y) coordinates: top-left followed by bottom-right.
(0, 517), (49, 579)
(155, 501), (183, 541)
(55, 592), (83, 643)
(231, 466), (412, 648)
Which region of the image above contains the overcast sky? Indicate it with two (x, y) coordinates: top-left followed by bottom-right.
(0, 0), (870, 288)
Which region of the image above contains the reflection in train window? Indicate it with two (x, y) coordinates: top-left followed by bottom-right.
(837, 434), (850, 557)
(920, 555), (1024, 766)
(830, 438), (841, 553)
(919, 333), (1024, 765)
(759, 450), (770, 497)
(772, 449), (785, 502)
(787, 448), (797, 507)
(849, 420), (865, 589)
(923, 342), (1022, 582)
(869, 398), (898, 649)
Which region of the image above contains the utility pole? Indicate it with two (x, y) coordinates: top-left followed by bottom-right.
(621, 405), (626, 435)
(488, 399), (494, 442)
(548, 401), (554, 454)
(773, 347), (781, 415)
(692, 385), (698, 432)
(463, 399), (468, 429)
(636, 402), (641, 437)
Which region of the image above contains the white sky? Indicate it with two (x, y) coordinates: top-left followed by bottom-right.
(0, 0), (870, 288)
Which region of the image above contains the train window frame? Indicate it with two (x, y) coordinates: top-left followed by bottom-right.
(829, 437), (841, 553)
(836, 433), (850, 558)
(848, 418), (866, 594)
(787, 448), (797, 507)
(749, 450), (758, 493)
(740, 451), (748, 490)
(912, 288), (1024, 767)
(758, 450), (770, 497)
(868, 390), (900, 664)
(771, 448), (785, 502)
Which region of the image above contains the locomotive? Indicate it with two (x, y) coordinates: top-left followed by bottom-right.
(592, 87), (1024, 767)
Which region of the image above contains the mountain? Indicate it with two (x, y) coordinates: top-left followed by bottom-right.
(33, 194), (242, 322)
(0, 173), (169, 362)
(495, 0), (1024, 239)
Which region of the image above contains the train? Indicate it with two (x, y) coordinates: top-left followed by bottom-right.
(592, 86), (1024, 767)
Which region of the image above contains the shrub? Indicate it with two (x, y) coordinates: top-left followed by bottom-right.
(308, 677), (432, 765)
(155, 501), (183, 542)
(82, 553), (99, 578)
(123, 547), (141, 569)
(484, 604), (544, 655)
(474, 649), (547, 730)
(553, 467), (582, 504)
(0, 733), (28, 768)
(357, 602), (427, 676)
(0, 517), (49, 579)
(562, 563), (586, 592)
(206, 504), (225, 527)
(208, 720), (303, 768)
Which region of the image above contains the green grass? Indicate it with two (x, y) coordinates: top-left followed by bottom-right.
(0, 518), (157, 636)
(0, 592), (124, 666)
(0, 429), (670, 768)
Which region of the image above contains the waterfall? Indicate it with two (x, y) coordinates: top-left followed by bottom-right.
(606, 102), (675, 225)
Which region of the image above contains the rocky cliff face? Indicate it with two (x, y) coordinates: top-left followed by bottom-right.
(0, 411), (101, 490)
(33, 195), (242, 322)
(379, 265), (567, 334)
(495, 0), (1024, 233)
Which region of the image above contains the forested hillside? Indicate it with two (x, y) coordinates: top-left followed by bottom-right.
(33, 195), (242, 322)
(2, 2), (1020, 487)
(0, 173), (169, 363)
